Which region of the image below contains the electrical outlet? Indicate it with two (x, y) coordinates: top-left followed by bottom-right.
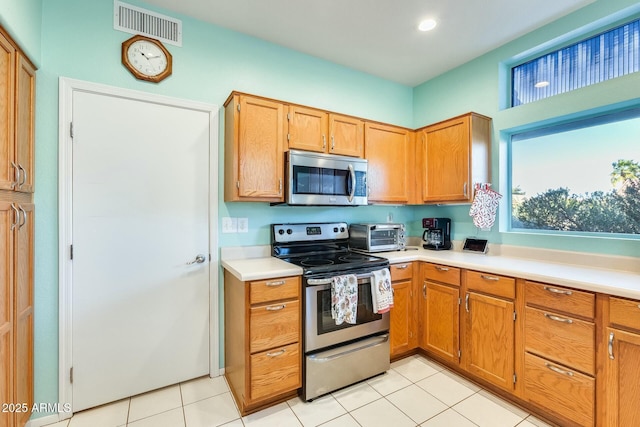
(222, 217), (237, 233)
(237, 218), (249, 233)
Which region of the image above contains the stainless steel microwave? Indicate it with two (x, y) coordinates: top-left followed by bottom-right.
(286, 150), (368, 206)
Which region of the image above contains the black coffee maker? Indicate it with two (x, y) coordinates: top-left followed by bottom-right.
(422, 218), (452, 250)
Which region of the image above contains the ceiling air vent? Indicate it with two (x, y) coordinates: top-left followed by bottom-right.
(114, 0), (182, 47)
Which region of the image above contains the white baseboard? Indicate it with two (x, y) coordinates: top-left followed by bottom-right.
(26, 413), (62, 427)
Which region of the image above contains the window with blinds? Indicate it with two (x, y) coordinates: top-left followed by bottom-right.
(512, 18), (640, 106)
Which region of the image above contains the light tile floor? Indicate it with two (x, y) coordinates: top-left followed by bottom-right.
(45, 355), (556, 427)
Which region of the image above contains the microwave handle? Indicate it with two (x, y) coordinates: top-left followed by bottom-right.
(347, 163), (355, 202)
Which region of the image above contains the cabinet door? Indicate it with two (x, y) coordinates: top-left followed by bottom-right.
(227, 95), (285, 201)
(464, 291), (515, 391)
(364, 122), (412, 203)
(422, 116), (470, 202)
(14, 203), (33, 427)
(14, 54), (35, 193)
(422, 281), (460, 364)
(0, 32), (16, 192)
(0, 202), (15, 427)
(390, 279), (412, 357)
(604, 327), (640, 427)
(288, 105), (328, 153)
(329, 114), (363, 157)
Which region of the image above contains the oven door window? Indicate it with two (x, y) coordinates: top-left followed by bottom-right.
(317, 281), (382, 335)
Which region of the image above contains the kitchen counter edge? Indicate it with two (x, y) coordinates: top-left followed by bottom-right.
(222, 248), (640, 300)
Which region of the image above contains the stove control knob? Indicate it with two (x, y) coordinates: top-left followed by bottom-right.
(286, 228), (293, 234)
(340, 227), (346, 232)
(333, 227), (338, 233)
(278, 229), (285, 235)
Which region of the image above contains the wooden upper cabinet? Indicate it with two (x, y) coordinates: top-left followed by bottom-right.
(288, 105), (328, 153)
(224, 94), (285, 202)
(329, 114), (364, 157)
(364, 122), (413, 204)
(14, 54), (35, 193)
(288, 107), (364, 157)
(0, 31), (16, 192)
(419, 113), (491, 203)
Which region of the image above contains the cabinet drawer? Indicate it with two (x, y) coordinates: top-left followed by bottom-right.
(610, 297), (640, 331)
(250, 276), (300, 305)
(465, 270), (514, 299)
(524, 352), (594, 427)
(250, 342), (300, 401)
(525, 281), (594, 319)
(390, 263), (413, 282)
(423, 263), (460, 286)
(525, 306), (595, 375)
(250, 300), (299, 353)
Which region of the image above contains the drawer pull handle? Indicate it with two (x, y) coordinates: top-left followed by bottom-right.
(543, 286), (573, 296)
(544, 313), (573, 324)
(435, 266), (450, 272)
(480, 275), (500, 281)
(465, 293), (470, 313)
(266, 304), (286, 311)
(396, 264), (409, 270)
(609, 332), (615, 360)
(266, 280), (285, 287)
(266, 349), (286, 358)
(545, 363), (574, 377)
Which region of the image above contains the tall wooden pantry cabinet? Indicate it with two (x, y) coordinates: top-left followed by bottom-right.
(0, 25), (36, 427)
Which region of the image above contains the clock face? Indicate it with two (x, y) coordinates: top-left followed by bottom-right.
(122, 35), (172, 82)
(127, 40), (168, 77)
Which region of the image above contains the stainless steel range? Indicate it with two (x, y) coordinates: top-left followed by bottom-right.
(272, 222), (391, 401)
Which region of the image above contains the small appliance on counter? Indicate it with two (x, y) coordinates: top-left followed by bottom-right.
(422, 217), (452, 250)
(348, 223), (406, 253)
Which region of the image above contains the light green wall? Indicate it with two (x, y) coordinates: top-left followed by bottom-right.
(30, 0), (416, 417)
(1, 0), (639, 418)
(0, 0), (41, 63)
(413, 0), (640, 257)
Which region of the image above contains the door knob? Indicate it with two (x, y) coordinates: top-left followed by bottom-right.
(187, 254), (206, 265)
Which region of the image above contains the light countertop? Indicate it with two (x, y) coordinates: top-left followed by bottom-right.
(221, 247), (640, 300)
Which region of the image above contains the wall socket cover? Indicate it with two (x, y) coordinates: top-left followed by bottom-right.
(222, 217), (237, 233)
(237, 218), (248, 233)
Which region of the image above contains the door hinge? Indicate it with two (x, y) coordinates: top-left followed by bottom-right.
(513, 311), (517, 321)
(70, 367), (73, 384)
(458, 349), (461, 359)
(513, 373), (517, 384)
(70, 244), (73, 260)
(287, 112), (291, 121)
(287, 133), (291, 141)
(458, 297), (461, 305)
(70, 122), (74, 138)
(236, 181), (240, 189)
(237, 104), (240, 112)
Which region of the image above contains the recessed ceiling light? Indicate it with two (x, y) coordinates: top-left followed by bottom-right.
(535, 81), (550, 88)
(418, 19), (437, 32)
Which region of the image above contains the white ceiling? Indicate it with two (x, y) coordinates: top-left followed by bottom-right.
(143, 0), (595, 87)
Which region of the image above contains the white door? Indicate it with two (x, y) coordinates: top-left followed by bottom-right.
(71, 90), (211, 412)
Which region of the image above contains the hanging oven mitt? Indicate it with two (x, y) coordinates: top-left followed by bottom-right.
(469, 184), (503, 230)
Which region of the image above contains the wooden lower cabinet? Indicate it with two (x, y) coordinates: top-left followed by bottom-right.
(224, 271), (302, 415)
(524, 352), (594, 426)
(419, 263), (461, 365)
(600, 296), (640, 426)
(389, 263), (417, 358)
(1, 200), (34, 427)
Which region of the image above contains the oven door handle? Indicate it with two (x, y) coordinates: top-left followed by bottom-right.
(308, 334), (389, 362)
(307, 272), (375, 286)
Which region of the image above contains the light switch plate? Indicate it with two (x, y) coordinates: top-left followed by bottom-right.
(222, 217), (237, 233)
(237, 218), (249, 233)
